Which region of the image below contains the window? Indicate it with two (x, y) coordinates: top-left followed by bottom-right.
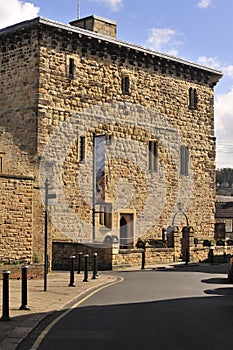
(188, 87), (198, 109)
(148, 141), (158, 172)
(99, 204), (112, 229)
(68, 58), (75, 79)
(180, 145), (189, 175)
(79, 136), (86, 162)
(225, 219), (232, 233)
(121, 76), (130, 95)
(0, 153), (4, 173)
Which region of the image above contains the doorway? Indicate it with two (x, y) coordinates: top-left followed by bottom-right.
(120, 213), (134, 249)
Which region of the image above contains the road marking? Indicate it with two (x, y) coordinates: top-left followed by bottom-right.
(30, 276), (124, 349)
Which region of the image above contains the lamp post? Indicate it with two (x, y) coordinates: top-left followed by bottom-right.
(44, 178), (56, 291)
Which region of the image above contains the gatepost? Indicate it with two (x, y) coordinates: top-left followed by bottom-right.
(173, 227), (181, 262)
(188, 227), (195, 263)
(181, 226), (195, 264)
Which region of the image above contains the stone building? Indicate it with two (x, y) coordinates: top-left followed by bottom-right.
(215, 196), (233, 240)
(0, 15), (222, 265)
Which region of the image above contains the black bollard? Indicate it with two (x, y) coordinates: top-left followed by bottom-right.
(185, 248), (190, 265)
(19, 266), (30, 310)
(83, 254), (89, 282)
(141, 250), (145, 270)
(209, 247), (214, 264)
(92, 253), (98, 279)
(1, 270), (11, 321)
(77, 252), (83, 274)
(68, 256), (76, 287)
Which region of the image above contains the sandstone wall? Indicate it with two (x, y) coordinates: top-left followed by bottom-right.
(52, 241), (112, 270)
(0, 26), (39, 155)
(37, 23), (216, 246)
(0, 20), (219, 265)
(0, 176), (33, 263)
(0, 25), (41, 263)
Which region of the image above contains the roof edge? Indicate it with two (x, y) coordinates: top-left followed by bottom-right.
(0, 16), (223, 79)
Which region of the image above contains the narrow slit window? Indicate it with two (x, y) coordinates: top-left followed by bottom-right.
(121, 76), (130, 95)
(79, 136), (86, 162)
(189, 87), (198, 109)
(180, 145), (189, 175)
(194, 88), (198, 109)
(148, 141), (158, 172)
(68, 58), (75, 79)
(0, 156), (2, 173)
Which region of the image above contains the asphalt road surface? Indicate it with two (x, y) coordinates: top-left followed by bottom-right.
(31, 264), (233, 350)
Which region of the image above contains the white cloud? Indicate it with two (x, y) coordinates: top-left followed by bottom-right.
(197, 56), (221, 70)
(197, 0), (212, 8)
(146, 27), (184, 56)
(0, 0), (39, 29)
(197, 56), (233, 80)
(90, 0), (123, 12)
(197, 56), (233, 167)
(223, 65), (233, 79)
(215, 89), (233, 167)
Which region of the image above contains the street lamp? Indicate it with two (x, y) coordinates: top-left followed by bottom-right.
(44, 178), (56, 291)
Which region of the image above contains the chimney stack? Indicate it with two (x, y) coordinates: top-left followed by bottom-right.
(70, 15), (117, 38)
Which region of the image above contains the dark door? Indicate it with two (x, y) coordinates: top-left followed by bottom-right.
(120, 214), (134, 249)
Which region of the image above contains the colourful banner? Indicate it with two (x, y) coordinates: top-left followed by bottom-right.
(94, 135), (105, 204)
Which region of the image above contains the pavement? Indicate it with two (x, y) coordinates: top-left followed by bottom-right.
(0, 270), (117, 350)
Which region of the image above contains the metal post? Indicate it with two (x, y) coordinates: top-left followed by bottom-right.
(44, 178), (49, 291)
(68, 256), (76, 287)
(1, 270), (11, 321)
(92, 134), (96, 242)
(19, 266), (30, 310)
(92, 253), (98, 279)
(141, 250), (145, 270)
(77, 0), (81, 19)
(185, 248), (189, 265)
(83, 254), (89, 282)
(209, 247), (214, 264)
(77, 252), (82, 274)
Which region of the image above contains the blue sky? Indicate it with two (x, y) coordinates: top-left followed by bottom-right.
(1, 0), (233, 168)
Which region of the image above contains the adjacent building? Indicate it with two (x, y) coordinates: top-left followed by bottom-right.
(215, 195), (233, 240)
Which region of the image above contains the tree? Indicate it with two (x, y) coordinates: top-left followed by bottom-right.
(216, 168), (233, 188)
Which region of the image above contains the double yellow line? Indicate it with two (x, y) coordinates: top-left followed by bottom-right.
(31, 277), (123, 349)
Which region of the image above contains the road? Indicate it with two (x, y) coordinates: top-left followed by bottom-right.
(25, 264), (233, 349)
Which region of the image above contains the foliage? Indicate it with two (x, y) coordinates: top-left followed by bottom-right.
(32, 254), (39, 264)
(216, 168), (233, 187)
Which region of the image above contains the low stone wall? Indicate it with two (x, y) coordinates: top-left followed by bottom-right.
(52, 240), (233, 272)
(145, 248), (175, 266)
(0, 264), (43, 279)
(192, 246), (233, 263)
(112, 247), (175, 270)
(52, 242), (176, 271)
(52, 241), (112, 271)
(112, 249), (143, 270)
